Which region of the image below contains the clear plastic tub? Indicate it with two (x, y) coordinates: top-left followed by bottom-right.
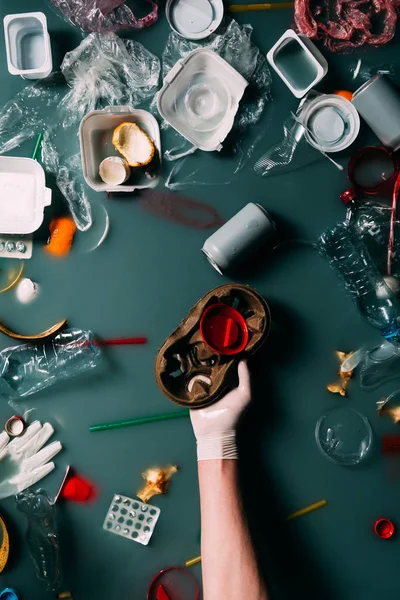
(80, 106), (161, 193)
(4, 12), (52, 79)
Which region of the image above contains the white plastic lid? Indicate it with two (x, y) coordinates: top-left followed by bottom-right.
(0, 157), (51, 234)
(157, 49), (248, 152)
(166, 0), (224, 40)
(301, 95), (360, 153)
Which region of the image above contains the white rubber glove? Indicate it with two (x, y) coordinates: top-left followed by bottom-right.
(190, 361), (251, 460)
(0, 421), (62, 499)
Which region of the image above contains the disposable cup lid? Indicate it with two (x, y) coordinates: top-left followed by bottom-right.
(200, 304), (249, 355)
(166, 0), (224, 40)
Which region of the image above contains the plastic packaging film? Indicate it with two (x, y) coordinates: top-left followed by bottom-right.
(16, 489), (62, 591)
(254, 92), (323, 177)
(49, 0), (159, 32)
(0, 34), (161, 230)
(294, 0), (400, 53)
(155, 18), (272, 170)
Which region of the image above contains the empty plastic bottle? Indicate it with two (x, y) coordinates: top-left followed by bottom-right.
(16, 489), (62, 591)
(0, 329), (101, 401)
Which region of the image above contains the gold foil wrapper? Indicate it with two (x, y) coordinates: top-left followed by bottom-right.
(137, 465), (178, 503)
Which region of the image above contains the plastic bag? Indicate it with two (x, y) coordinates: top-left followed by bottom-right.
(0, 329), (101, 402)
(294, 0), (399, 53)
(157, 17), (272, 168)
(59, 33), (161, 128)
(49, 0), (158, 32)
(16, 489), (62, 592)
(254, 93), (323, 177)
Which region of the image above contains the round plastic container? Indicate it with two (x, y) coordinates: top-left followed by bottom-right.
(166, 0), (224, 40)
(315, 407), (372, 466)
(200, 304), (249, 355)
(301, 95), (360, 153)
(347, 145), (398, 196)
(374, 517), (395, 539)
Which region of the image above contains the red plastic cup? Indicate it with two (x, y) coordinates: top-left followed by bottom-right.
(200, 304), (249, 355)
(374, 517), (395, 539)
(147, 568), (200, 600)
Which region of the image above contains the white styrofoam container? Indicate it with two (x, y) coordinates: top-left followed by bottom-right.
(157, 49), (248, 152)
(0, 157), (51, 235)
(80, 106), (162, 193)
(267, 29), (328, 98)
(4, 12), (52, 79)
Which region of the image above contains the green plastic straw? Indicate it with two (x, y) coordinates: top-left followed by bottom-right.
(90, 410), (190, 432)
(31, 132), (43, 161)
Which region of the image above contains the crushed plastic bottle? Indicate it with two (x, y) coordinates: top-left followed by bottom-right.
(0, 329), (101, 401)
(319, 221), (400, 389)
(16, 489), (62, 592)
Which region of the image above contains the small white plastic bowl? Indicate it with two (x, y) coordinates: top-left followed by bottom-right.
(166, 0), (224, 40)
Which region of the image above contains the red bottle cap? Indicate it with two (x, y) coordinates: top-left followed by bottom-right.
(340, 188), (358, 205)
(200, 304), (249, 355)
(374, 517), (394, 539)
(62, 475), (92, 503)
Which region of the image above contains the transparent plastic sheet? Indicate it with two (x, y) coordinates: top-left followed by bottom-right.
(0, 34), (160, 230)
(0, 329), (101, 404)
(254, 94), (323, 177)
(49, 0), (158, 32)
(294, 0), (400, 53)
(155, 17), (272, 172)
(165, 158), (231, 191)
(59, 34), (161, 128)
(16, 489), (62, 592)
(348, 58), (397, 87)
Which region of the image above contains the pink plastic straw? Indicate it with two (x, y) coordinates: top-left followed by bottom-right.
(91, 337), (147, 346)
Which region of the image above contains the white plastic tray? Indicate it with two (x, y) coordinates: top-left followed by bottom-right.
(4, 12), (52, 79)
(80, 107), (162, 193)
(157, 49), (248, 152)
(0, 157), (51, 235)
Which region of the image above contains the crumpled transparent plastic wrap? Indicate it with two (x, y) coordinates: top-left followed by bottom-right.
(0, 34), (160, 230)
(254, 93), (323, 177)
(59, 33), (161, 128)
(16, 489), (62, 591)
(49, 0), (158, 32)
(155, 17), (272, 171)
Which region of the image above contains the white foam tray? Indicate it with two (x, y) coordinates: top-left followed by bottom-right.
(80, 106), (162, 193)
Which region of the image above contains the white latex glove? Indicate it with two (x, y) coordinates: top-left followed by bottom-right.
(0, 421), (62, 499)
(190, 361), (251, 460)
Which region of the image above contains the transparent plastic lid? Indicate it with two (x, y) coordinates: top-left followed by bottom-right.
(158, 49), (248, 151)
(315, 407), (372, 466)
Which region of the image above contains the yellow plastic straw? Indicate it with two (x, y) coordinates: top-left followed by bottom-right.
(286, 499), (327, 521)
(229, 2), (294, 12)
(185, 555), (202, 568)
(186, 499), (327, 568)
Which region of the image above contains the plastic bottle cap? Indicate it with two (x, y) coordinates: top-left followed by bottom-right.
(200, 304), (249, 355)
(374, 517), (394, 539)
(5, 416), (25, 437)
(340, 188), (358, 204)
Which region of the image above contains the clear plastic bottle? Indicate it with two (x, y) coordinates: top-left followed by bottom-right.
(319, 221), (399, 334)
(16, 489), (62, 592)
(0, 328), (101, 400)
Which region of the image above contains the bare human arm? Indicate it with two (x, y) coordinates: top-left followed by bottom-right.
(190, 362), (269, 600)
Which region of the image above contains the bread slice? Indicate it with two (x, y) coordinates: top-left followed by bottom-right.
(112, 122), (155, 167)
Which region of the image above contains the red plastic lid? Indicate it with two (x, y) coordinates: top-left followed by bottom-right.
(374, 517), (394, 539)
(200, 304), (249, 355)
(340, 188), (358, 204)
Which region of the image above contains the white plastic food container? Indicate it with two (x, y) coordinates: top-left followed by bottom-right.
(4, 12), (52, 79)
(157, 49), (248, 152)
(80, 106), (161, 193)
(0, 157), (52, 235)
(267, 29), (328, 98)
